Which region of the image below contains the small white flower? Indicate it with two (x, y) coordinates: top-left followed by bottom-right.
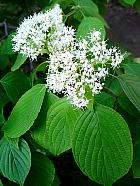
(46, 29), (124, 108)
(12, 4), (65, 60)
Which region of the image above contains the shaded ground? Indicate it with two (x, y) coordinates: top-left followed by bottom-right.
(105, 3), (140, 57)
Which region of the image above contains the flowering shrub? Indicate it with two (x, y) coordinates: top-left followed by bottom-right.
(13, 5), (124, 108)
(0, 0), (140, 186)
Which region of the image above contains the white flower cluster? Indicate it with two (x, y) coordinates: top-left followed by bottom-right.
(47, 30), (124, 108)
(12, 4), (64, 60)
(12, 4), (124, 108)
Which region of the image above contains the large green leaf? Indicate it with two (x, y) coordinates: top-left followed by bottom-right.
(31, 92), (59, 150)
(74, 0), (98, 16)
(0, 33), (15, 55)
(31, 97), (82, 155)
(51, 175), (60, 186)
(73, 0), (108, 28)
(0, 71), (31, 103)
(118, 95), (140, 118)
(135, 0), (140, 14)
(118, 74), (140, 112)
(0, 180), (3, 186)
(76, 17), (105, 39)
(11, 53), (27, 71)
(123, 0), (136, 5)
(95, 92), (114, 108)
(4, 84), (46, 138)
(123, 63), (140, 77)
(0, 112), (5, 126)
(133, 140), (140, 178)
(46, 99), (82, 155)
(72, 104), (133, 185)
(0, 55), (9, 70)
(109, 78), (123, 96)
(31, 61), (48, 85)
(25, 152), (55, 186)
(0, 88), (9, 109)
(0, 137), (31, 185)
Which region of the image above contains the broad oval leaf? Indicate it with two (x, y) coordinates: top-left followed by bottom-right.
(0, 137), (31, 185)
(0, 33), (15, 55)
(0, 55), (9, 70)
(25, 152), (55, 186)
(95, 92), (114, 108)
(132, 140), (140, 178)
(118, 95), (140, 118)
(0, 88), (9, 109)
(123, 0), (136, 5)
(123, 63), (140, 77)
(4, 84), (46, 138)
(76, 17), (105, 39)
(0, 71), (31, 103)
(109, 78), (123, 96)
(118, 74), (140, 112)
(31, 92), (59, 150)
(74, 0), (98, 16)
(11, 53), (27, 71)
(73, 0), (108, 28)
(135, 0), (140, 14)
(72, 104), (133, 185)
(0, 180), (3, 186)
(46, 99), (82, 155)
(51, 174), (60, 186)
(0, 112), (5, 126)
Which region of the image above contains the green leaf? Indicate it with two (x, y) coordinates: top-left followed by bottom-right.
(72, 104), (133, 185)
(0, 89), (9, 109)
(31, 61), (48, 85)
(0, 137), (31, 185)
(95, 92), (114, 108)
(25, 152), (55, 186)
(46, 99), (82, 155)
(118, 74), (140, 112)
(76, 17), (105, 40)
(31, 92), (59, 150)
(0, 71), (31, 104)
(31, 97), (82, 155)
(0, 33), (15, 55)
(4, 84), (46, 138)
(109, 78), (123, 96)
(0, 112), (5, 126)
(74, 0), (98, 16)
(123, 0), (136, 5)
(34, 61), (48, 73)
(118, 95), (140, 118)
(133, 140), (140, 178)
(0, 180), (3, 186)
(135, 0), (140, 14)
(0, 55), (9, 70)
(123, 63), (140, 77)
(73, 0), (108, 28)
(51, 175), (60, 186)
(11, 53), (27, 71)
(94, 14), (109, 28)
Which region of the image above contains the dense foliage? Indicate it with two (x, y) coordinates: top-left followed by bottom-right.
(0, 0), (140, 186)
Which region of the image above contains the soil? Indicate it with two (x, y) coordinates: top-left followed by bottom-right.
(105, 3), (140, 58)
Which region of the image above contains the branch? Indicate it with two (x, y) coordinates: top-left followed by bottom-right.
(0, 20), (16, 40)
